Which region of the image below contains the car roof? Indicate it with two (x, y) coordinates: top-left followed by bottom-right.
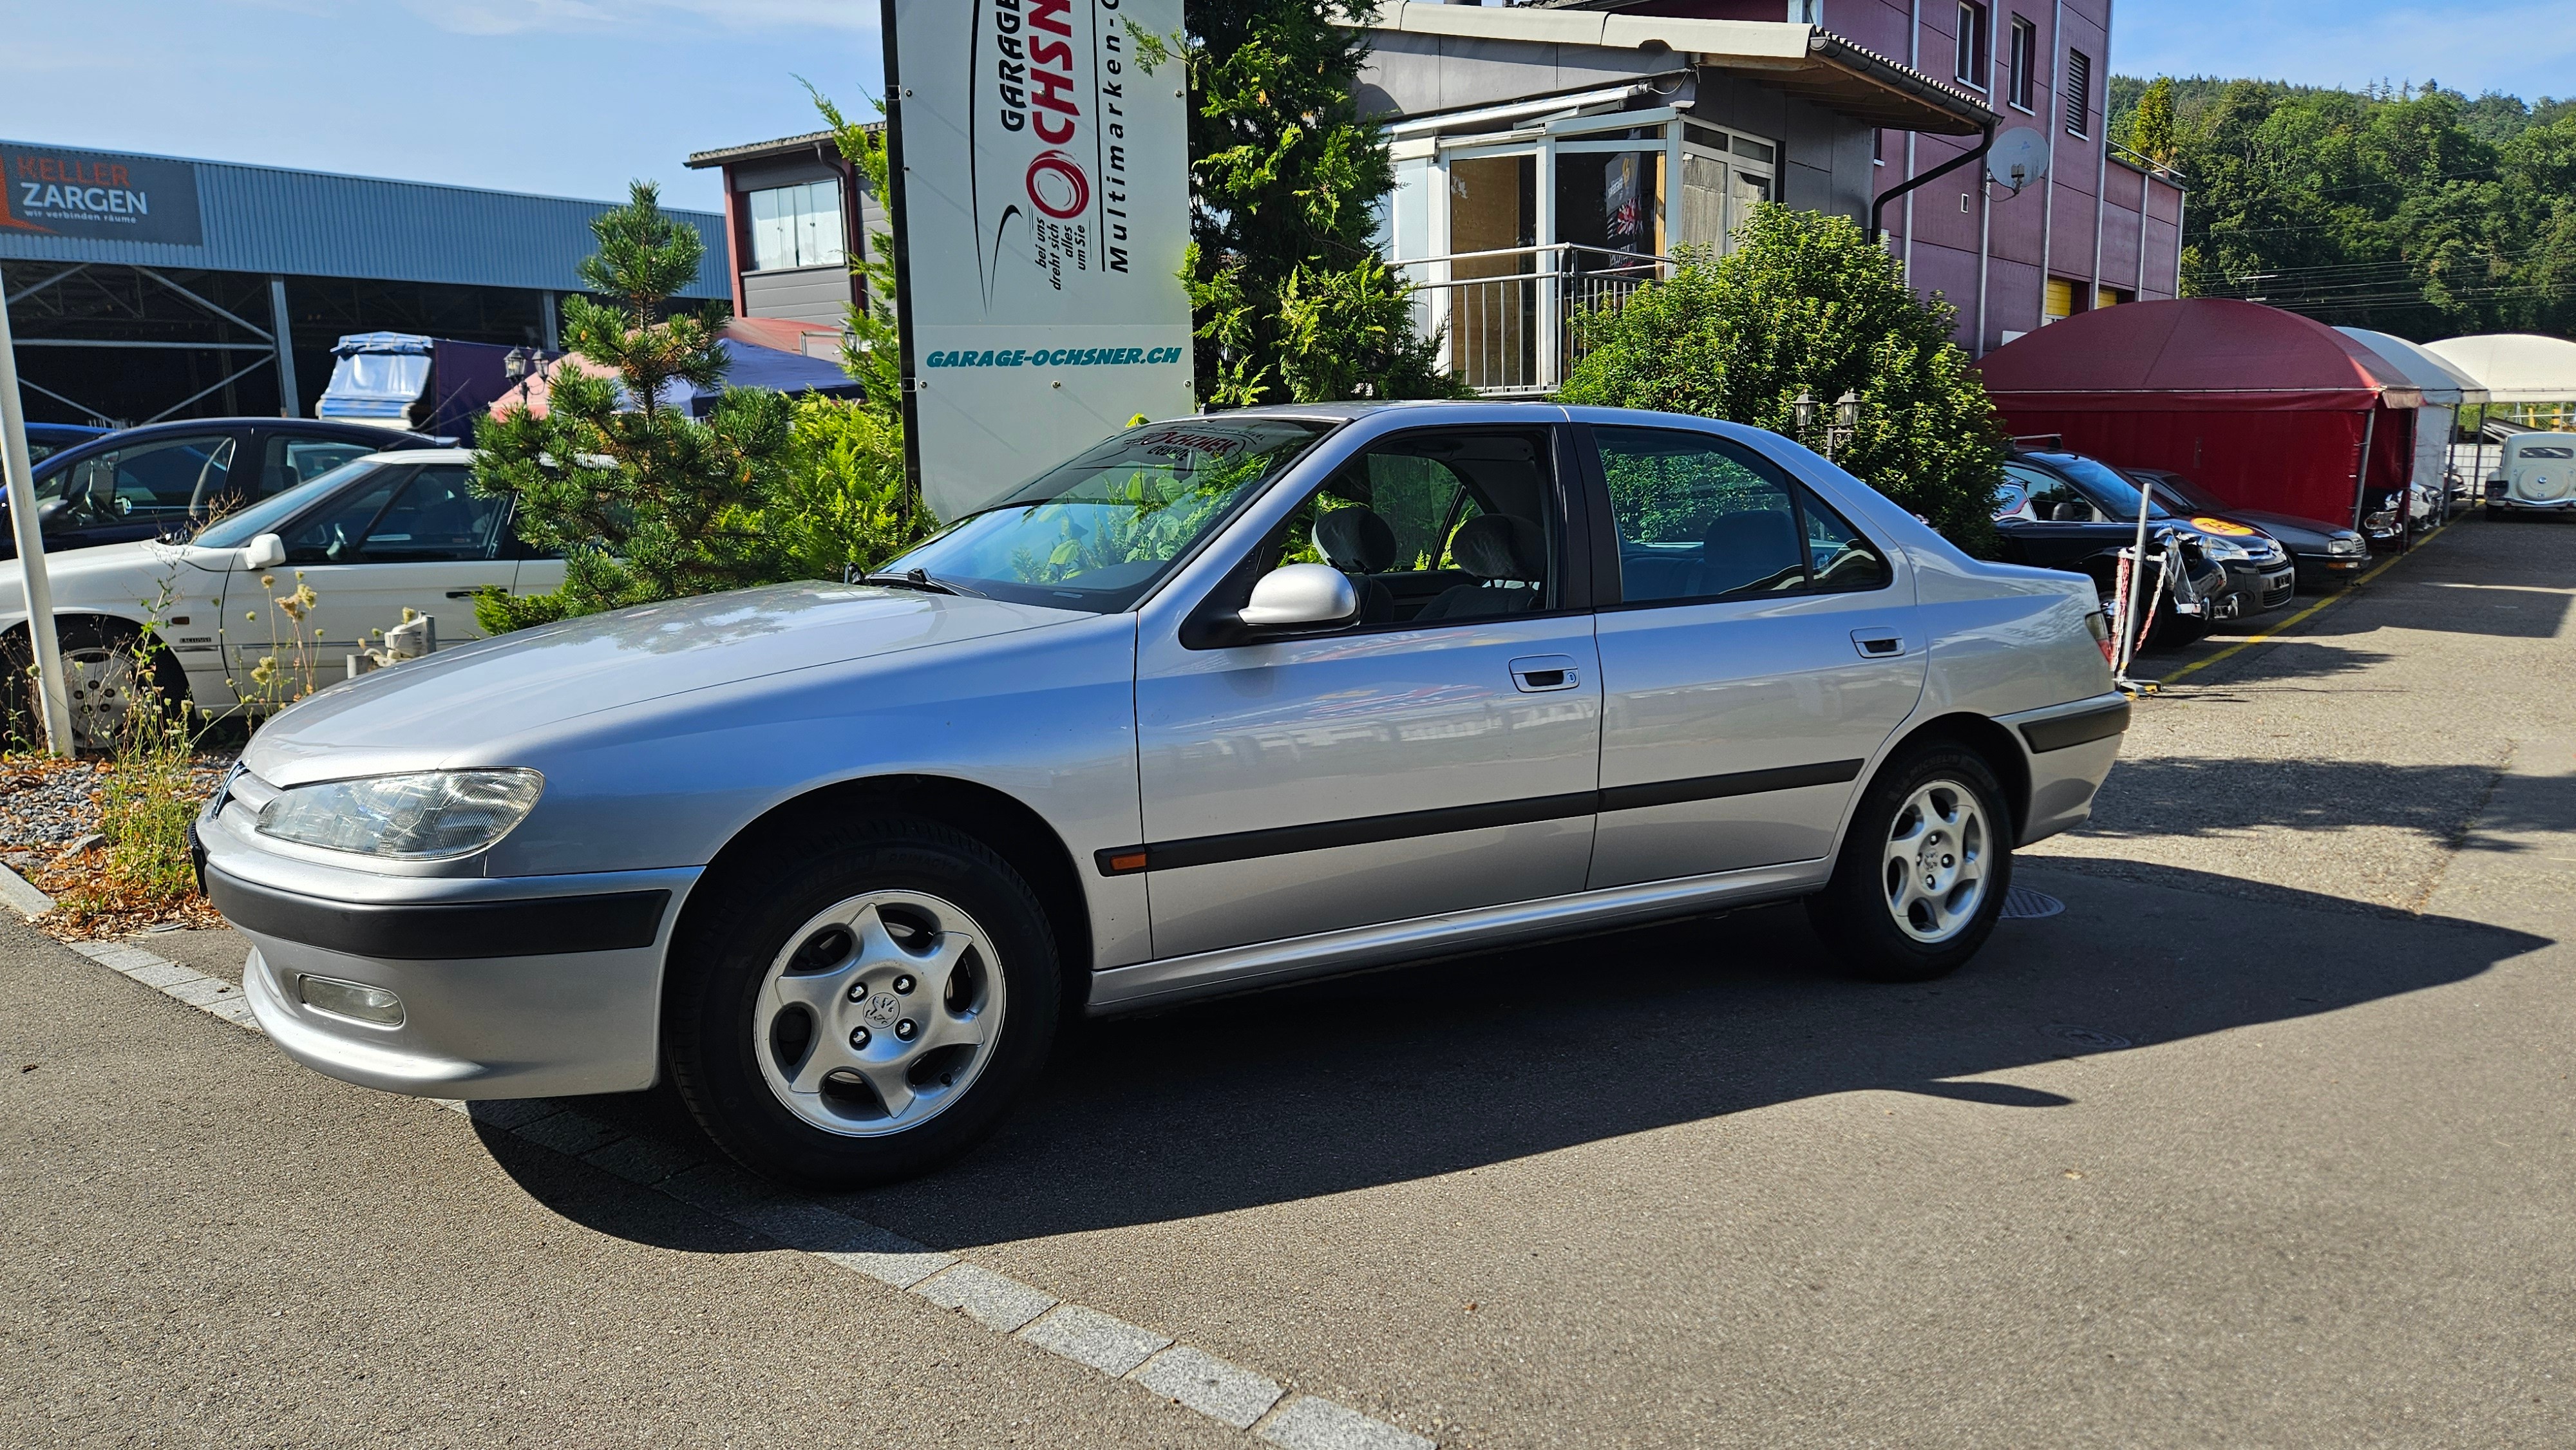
(30, 417), (440, 473)
(357, 446), (477, 466)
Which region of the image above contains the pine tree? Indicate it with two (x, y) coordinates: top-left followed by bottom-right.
(473, 182), (795, 628)
(1558, 208), (2003, 554)
(1140, 2), (1463, 406)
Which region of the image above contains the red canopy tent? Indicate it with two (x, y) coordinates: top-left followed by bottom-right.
(1978, 299), (2424, 532)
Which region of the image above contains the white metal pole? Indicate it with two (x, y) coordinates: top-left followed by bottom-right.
(0, 292), (76, 756)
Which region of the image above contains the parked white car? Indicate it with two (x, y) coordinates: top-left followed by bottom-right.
(2486, 433), (2576, 516)
(197, 402), (2129, 1187)
(0, 449), (564, 745)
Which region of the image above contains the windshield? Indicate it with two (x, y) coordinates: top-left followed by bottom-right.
(193, 457), (401, 547)
(2038, 453), (2170, 519)
(2126, 467), (2217, 513)
(883, 417), (1334, 612)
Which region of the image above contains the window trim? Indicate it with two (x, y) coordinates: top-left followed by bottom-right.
(2063, 47), (2093, 138)
(2005, 15), (2038, 114)
(1179, 424), (1593, 650)
(1582, 424), (1895, 612)
(1953, 0), (1991, 90)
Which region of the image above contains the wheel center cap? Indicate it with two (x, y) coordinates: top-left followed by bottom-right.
(862, 992), (902, 1026)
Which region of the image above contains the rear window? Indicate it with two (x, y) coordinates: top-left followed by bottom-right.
(2519, 445), (2572, 460)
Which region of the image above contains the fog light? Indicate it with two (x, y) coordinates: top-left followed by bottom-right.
(298, 974), (404, 1028)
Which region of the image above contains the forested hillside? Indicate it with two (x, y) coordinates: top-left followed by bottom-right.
(2106, 75), (2576, 340)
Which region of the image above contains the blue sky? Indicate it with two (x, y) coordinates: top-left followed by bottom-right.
(0, 1), (2566, 212)
(2114, 0), (2576, 107)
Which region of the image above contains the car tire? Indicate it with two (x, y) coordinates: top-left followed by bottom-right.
(663, 815), (1061, 1188)
(1805, 744), (2014, 983)
(0, 617), (191, 751)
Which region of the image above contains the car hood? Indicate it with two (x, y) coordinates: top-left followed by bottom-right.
(242, 581), (1087, 784)
(2209, 509), (2351, 549)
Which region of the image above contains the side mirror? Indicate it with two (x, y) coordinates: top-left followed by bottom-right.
(35, 498), (73, 531)
(1238, 563), (1358, 631)
(241, 532), (286, 570)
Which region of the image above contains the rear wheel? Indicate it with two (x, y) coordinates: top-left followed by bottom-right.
(663, 816), (1061, 1187)
(0, 617), (190, 751)
(1806, 744), (2012, 983)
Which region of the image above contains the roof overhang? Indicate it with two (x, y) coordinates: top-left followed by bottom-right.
(686, 127), (875, 171)
(1364, 3), (1995, 136)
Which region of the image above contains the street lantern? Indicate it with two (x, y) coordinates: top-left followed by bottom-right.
(503, 347), (531, 381)
(1793, 387), (1819, 438)
(1835, 390), (1862, 433)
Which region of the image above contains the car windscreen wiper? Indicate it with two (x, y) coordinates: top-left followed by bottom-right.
(862, 567), (983, 598)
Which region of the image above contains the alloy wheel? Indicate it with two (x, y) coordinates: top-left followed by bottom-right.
(752, 889), (1007, 1138)
(61, 645), (143, 751)
(1881, 778), (1991, 944)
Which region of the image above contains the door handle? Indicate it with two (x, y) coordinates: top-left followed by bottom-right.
(1850, 629), (1906, 658)
(1508, 654), (1581, 692)
(444, 590), (481, 599)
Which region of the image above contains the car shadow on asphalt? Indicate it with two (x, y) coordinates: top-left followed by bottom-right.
(473, 863), (2549, 1252)
(2049, 756), (2576, 850)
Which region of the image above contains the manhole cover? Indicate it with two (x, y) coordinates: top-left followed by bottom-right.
(2000, 887), (2065, 919)
(2045, 1023), (2132, 1051)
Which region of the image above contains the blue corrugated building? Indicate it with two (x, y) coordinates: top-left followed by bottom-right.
(0, 138), (724, 427)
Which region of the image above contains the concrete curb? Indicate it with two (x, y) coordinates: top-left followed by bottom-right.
(0, 860), (54, 919)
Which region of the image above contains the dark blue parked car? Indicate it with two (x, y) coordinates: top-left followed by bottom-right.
(22, 422), (109, 465)
(11, 418), (443, 558)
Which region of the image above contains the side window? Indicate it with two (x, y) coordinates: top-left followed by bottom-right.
(281, 469), (408, 565)
(1992, 476), (2030, 520)
(1269, 430), (1555, 626)
(60, 433), (236, 525)
(1800, 486), (1892, 592)
(2005, 464), (2092, 522)
(357, 466), (510, 563)
(260, 436), (376, 498)
(1598, 426), (1806, 602)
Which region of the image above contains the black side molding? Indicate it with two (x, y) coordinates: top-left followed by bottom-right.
(1596, 759), (1862, 814)
(206, 867), (669, 960)
(1094, 760), (1866, 877)
(2019, 699), (2132, 753)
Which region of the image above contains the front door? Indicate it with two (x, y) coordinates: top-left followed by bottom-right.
(1585, 424), (1926, 887)
(1133, 426), (1603, 959)
(222, 462), (524, 688)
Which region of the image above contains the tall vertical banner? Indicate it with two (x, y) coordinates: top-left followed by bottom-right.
(883, 0), (1196, 521)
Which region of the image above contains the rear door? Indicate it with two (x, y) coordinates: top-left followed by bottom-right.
(1584, 423), (1924, 887)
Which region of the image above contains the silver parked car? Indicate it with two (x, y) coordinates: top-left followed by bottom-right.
(200, 402), (2128, 1185)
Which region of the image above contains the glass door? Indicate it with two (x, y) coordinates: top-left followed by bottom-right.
(1444, 151), (1539, 391)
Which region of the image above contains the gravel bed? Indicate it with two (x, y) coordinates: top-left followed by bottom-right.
(0, 753), (236, 856)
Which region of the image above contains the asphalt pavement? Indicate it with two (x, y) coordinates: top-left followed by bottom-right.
(5, 513), (2573, 1448)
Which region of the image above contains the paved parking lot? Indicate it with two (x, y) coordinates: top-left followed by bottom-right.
(5, 514), (2573, 1448)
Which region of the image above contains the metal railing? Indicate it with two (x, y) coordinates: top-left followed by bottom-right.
(1393, 244), (1674, 395)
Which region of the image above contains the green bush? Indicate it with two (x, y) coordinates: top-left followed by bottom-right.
(1558, 207), (2004, 554)
(762, 394), (934, 582)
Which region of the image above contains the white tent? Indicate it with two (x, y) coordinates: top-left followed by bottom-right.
(2421, 333), (2576, 404)
(2339, 327), (2492, 495)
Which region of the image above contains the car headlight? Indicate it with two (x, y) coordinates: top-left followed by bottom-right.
(255, 769), (544, 860)
(2196, 534), (2251, 561)
(2327, 536), (2367, 556)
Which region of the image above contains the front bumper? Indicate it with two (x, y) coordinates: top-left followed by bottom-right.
(202, 804), (699, 1100)
(2293, 549), (2368, 586)
(2217, 558), (2299, 617)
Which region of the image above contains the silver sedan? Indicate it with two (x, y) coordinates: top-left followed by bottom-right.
(200, 402), (2128, 1185)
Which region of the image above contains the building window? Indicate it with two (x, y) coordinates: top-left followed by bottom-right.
(1953, 3), (1991, 89)
(1789, 0), (1823, 22)
(2064, 48), (2092, 136)
(2007, 17), (2037, 111)
(746, 179), (847, 272)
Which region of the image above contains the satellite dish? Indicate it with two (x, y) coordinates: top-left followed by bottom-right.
(1985, 126), (2050, 194)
